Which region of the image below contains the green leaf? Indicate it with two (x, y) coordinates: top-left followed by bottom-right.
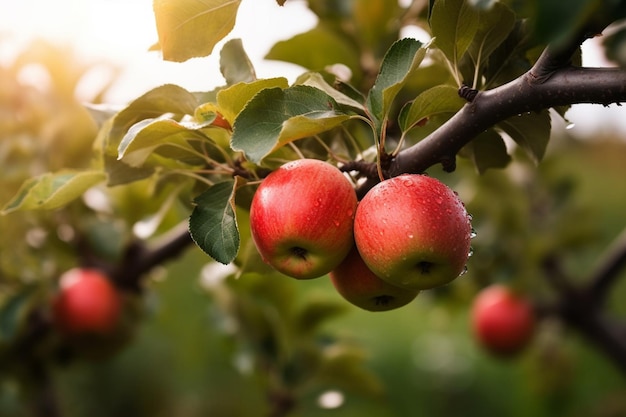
(460, 129), (511, 173)
(265, 25), (362, 80)
(189, 179), (242, 264)
(2, 170), (106, 214)
(0, 288), (35, 343)
(318, 345), (384, 397)
(398, 85), (466, 132)
(118, 118), (211, 167)
(366, 38), (428, 134)
(295, 72), (366, 113)
(104, 155), (155, 187)
(467, 2), (516, 68)
(430, 0), (480, 66)
(353, 0), (400, 50)
(498, 110), (551, 164)
(220, 38), (256, 85)
(484, 20), (534, 88)
(533, 0), (601, 47)
(216, 77), (289, 124)
(107, 84), (198, 153)
(153, 0), (242, 62)
(231, 85), (350, 163)
(293, 297), (348, 335)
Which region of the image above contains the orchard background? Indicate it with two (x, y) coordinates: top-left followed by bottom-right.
(3, 0), (626, 416)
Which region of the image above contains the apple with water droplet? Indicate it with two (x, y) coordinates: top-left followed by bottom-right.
(250, 159), (358, 279)
(330, 246), (419, 311)
(52, 268), (121, 335)
(354, 174), (472, 290)
(471, 284), (535, 356)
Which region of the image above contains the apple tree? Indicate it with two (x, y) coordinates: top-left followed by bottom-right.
(3, 0), (626, 416)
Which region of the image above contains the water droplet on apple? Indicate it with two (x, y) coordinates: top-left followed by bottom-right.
(401, 178), (414, 187)
(459, 265), (468, 276)
(470, 228), (477, 239)
(346, 208), (353, 217)
(468, 246), (474, 257)
(333, 220), (340, 227)
(435, 196), (443, 204)
(467, 213), (473, 221)
(407, 233), (414, 239)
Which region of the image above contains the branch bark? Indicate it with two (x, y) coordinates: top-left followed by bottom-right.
(396, 65), (626, 170)
(355, 61), (626, 197)
(542, 256), (626, 374)
(113, 222), (193, 293)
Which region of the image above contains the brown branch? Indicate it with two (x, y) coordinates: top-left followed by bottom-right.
(588, 228), (626, 304)
(113, 222), (194, 293)
(541, 256), (626, 374)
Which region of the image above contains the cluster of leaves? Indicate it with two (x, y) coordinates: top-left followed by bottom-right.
(2, 0), (626, 415)
(2, 0), (573, 270)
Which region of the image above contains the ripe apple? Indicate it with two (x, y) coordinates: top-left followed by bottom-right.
(471, 284), (535, 356)
(330, 246), (419, 311)
(354, 174), (472, 290)
(52, 268), (121, 336)
(249, 158), (358, 279)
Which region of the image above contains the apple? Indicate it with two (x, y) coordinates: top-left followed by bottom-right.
(249, 159), (358, 279)
(211, 111), (232, 130)
(471, 284), (535, 356)
(52, 268), (121, 336)
(329, 246), (419, 311)
(354, 174), (472, 290)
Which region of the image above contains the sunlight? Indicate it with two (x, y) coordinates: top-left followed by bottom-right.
(0, 0), (317, 102)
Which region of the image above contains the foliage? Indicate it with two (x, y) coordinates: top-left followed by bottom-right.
(2, 0), (626, 416)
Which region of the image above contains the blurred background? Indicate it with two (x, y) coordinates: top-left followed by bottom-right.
(1, 0), (626, 416)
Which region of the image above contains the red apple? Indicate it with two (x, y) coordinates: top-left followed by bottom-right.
(211, 112), (232, 130)
(249, 159), (358, 279)
(330, 246), (419, 311)
(53, 268), (121, 335)
(471, 285), (535, 356)
(354, 174), (472, 290)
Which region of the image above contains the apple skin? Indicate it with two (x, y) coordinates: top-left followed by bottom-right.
(249, 159), (358, 279)
(52, 268), (121, 336)
(354, 174), (472, 290)
(471, 285), (535, 356)
(330, 246), (419, 311)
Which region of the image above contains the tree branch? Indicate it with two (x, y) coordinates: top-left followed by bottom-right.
(542, 256), (626, 374)
(588, 227), (626, 304)
(392, 66), (626, 174)
(113, 222), (193, 292)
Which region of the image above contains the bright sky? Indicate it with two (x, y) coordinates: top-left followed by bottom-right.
(0, 0), (317, 103)
(0, 0), (624, 137)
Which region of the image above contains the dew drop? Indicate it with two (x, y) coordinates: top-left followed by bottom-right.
(459, 265), (468, 276)
(407, 233), (414, 239)
(470, 228), (477, 239)
(401, 177), (414, 187)
(468, 246), (474, 257)
(566, 122), (576, 130)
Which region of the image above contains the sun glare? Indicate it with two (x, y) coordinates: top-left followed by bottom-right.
(0, 0), (317, 103)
